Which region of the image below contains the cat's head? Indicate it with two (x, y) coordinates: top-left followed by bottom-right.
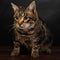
(11, 1), (38, 32)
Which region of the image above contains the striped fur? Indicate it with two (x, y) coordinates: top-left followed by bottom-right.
(11, 1), (52, 58)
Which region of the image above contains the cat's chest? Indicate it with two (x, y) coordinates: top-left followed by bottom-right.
(19, 35), (32, 45)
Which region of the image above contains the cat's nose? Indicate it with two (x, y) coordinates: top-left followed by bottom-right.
(19, 17), (24, 25)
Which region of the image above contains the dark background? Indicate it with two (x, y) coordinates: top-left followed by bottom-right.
(0, 0), (60, 46)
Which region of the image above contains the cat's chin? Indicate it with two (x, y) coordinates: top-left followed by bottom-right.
(19, 26), (35, 32)
(16, 27), (34, 35)
(17, 26), (29, 32)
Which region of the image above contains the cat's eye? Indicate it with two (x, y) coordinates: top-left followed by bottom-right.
(15, 16), (18, 20)
(29, 17), (36, 21)
(24, 16), (28, 20)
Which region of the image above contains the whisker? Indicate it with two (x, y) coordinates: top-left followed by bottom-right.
(8, 26), (15, 33)
(8, 24), (15, 27)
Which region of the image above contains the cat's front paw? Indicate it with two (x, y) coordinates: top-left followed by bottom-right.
(31, 50), (39, 58)
(11, 47), (20, 56)
(40, 46), (51, 54)
(31, 52), (39, 58)
(46, 48), (51, 54)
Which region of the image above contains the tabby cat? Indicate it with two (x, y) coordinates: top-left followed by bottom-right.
(11, 1), (52, 58)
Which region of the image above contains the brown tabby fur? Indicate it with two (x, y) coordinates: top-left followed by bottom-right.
(11, 1), (52, 58)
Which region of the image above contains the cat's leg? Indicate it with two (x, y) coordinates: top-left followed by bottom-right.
(11, 41), (20, 56)
(31, 45), (39, 58)
(40, 37), (52, 54)
(40, 45), (51, 54)
(45, 46), (51, 54)
(31, 39), (39, 58)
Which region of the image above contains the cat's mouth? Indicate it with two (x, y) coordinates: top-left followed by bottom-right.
(19, 23), (35, 31)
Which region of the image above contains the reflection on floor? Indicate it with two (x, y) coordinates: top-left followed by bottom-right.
(0, 46), (60, 60)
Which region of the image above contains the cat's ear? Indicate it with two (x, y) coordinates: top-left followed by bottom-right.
(26, 1), (38, 18)
(11, 2), (19, 12)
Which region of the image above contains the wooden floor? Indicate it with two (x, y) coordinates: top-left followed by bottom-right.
(0, 46), (60, 60)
